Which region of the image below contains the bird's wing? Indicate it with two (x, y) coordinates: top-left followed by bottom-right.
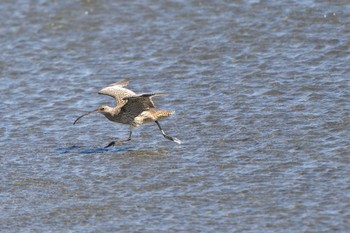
(98, 80), (136, 107)
(121, 93), (166, 114)
(108, 79), (129, 87)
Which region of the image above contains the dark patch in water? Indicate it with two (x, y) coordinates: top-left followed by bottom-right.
(55, 145), (134, 154)
(55, 146), (80, 153)
(80, 146), (133, 154)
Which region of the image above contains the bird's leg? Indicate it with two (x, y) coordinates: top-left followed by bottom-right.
(155, 121), (182, 144)
(126, 128), (132, 141)
(105, 126), (133, 148)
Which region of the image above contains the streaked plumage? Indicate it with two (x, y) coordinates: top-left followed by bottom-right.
(73, 80), (181, 147)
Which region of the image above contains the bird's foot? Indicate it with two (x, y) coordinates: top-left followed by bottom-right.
(105, 141), (116, 148)
(104, 138), (131, 148)
(172, 137), (182, 144)
(164, 134), (182, 144)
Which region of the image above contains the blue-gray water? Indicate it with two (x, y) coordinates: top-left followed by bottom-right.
(1, 0), (350, 232)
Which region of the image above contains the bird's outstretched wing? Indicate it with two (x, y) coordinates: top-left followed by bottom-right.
(98, 79), (136, 107)
(121, 93), (166, 115)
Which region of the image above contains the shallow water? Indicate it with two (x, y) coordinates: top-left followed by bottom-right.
(1, 0), (350, 232)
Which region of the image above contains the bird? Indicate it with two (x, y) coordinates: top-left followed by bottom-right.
(73, 79), (181, 148)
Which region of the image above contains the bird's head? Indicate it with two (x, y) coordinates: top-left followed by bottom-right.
(73, 105), (113, 125)
(96, 105), (113, 114)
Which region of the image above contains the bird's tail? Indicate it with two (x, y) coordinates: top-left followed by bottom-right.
(149, 109), (175, 120)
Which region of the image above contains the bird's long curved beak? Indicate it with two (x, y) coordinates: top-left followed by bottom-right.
(73, 109), (98, 125)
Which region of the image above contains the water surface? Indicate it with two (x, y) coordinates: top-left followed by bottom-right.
(1, 0), (350, 232)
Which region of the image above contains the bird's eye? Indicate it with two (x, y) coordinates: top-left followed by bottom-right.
(100, 107), (105, 111)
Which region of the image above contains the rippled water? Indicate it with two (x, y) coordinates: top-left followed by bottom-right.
(1, 0), (350, 232)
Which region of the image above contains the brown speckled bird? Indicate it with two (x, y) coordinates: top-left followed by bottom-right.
(73, 80), (181, 147)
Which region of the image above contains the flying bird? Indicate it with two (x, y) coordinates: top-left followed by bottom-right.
(73, 80), (181, 147)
